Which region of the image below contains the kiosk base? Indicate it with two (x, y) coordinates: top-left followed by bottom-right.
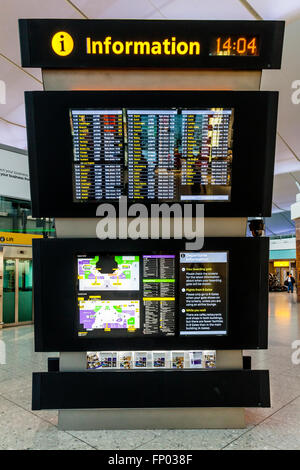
(55, 351), (247, 430)
(58, 407), (245, 430)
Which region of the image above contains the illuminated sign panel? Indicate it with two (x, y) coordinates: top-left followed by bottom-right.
(0, 232), (42, 246)
(69, 107), (234, 204)
(210, 36), (259, 56)
(85, 37), (201, 56)
(33, 237), (269, 351)
(19, 19), (284, 69)
(274, 261), (290, 268)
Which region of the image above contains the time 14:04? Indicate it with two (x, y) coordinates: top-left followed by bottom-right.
(215, 37), (258, 56)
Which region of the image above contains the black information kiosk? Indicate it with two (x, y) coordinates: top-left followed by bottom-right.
(19, 19), (284, 429)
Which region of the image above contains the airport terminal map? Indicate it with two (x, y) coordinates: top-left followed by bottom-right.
(77, 254), (141, 335)
(78, 298), (140, 331)
(77, 253), (179, 337)
(78, 255), (139, 291)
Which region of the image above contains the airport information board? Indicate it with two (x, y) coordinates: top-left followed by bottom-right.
(25, 90), (278, 217)
(19, 19), (284, 70)
(70, 107), (233, 203)
(77, 251), (227, 338)
(33, 237), (268, 351)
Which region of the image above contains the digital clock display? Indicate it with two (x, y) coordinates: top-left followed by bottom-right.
(210, 36), (259, 56)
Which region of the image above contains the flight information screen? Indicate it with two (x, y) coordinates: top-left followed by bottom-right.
(77, 251), (228, 338)
(70, 107), (234, 203)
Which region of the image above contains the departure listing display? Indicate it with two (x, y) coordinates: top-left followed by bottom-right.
(77, 253), (176, 338)
(70, 107), (234, 203)
(179, 252), (228, 336)
(77, 252), (228, 338)
(71, 110), (124, 200)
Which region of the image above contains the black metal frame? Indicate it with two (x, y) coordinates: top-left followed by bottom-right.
(25, 90), (278, 218)
(33, 237), (269, 352)
(19, 19), (284, 70)
(32, 370), (270, 410)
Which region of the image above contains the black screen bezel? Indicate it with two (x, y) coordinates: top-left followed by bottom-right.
(25, 90), (278, 218)
(33, 237), (269, 352)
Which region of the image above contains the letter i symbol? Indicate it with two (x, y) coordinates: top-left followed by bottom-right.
(60, 35), (65, 52)
(51, 31), (74, 56)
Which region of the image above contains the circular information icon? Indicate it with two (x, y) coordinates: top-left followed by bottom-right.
(51, 31), (74, 56)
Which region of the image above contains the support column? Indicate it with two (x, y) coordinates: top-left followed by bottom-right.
(295, 218), (300, 302)
(291, 194), (300, 302)
(43, 64), (258, 431)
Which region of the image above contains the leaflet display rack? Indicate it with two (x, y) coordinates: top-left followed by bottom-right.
(19, 19), (284, 430)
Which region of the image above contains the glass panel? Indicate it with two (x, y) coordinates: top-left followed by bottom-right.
(0, 195), (55, 236)
(3, 259), (16, 324)
(18, 259), (33, 322)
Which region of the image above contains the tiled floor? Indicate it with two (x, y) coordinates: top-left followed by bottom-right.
(0, 292), (300, 450)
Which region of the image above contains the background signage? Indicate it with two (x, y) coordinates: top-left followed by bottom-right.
(19, 19), (284, 70)
(0, 232), (42, 246)
(0, 146), (30, 201)
(274, 260), (290, 268)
